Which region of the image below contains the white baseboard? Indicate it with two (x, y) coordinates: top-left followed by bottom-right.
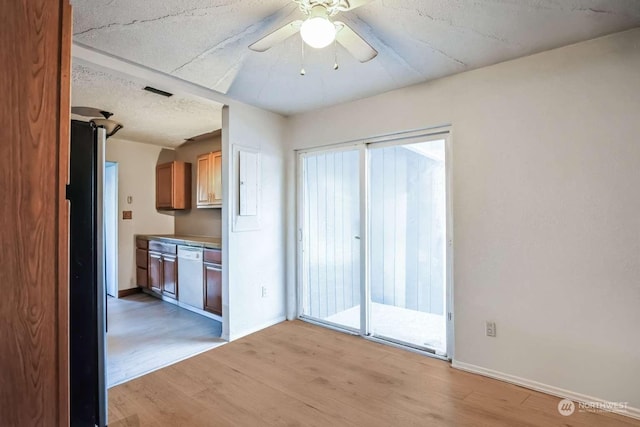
(451, 360), (640, 421)
(229, 315), (287, 341)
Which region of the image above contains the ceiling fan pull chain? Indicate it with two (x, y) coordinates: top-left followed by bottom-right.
(333, 38), (339, 70)
(300, 40), (306, 76)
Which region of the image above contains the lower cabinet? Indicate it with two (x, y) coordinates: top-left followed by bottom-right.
(203, 248), (222, 315)
(136, 239), (148, 288)
(148, 251), (163, 293)
(148, 240), (178, 299)
(204, 263), (222, 315)
(162, 254), (177, 298)
(139, 238), (222, 316)
(136, 266), (148, 288)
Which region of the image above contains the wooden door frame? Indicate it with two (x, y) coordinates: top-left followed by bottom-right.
(58, 2), (72, 424)
(0, 0), (71, 425)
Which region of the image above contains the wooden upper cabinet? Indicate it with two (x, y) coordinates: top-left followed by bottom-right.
(196, 151), (222, 208)
(196, 153), (211, 206)
(156, 161), (192, 210)
(212, 152), (223, 206)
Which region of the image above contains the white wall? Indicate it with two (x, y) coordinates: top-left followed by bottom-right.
(174, 136), (222, 237)
(106, 138), (176, 291)
(223, 103), (287, 340)
(285, 28), (640, 410)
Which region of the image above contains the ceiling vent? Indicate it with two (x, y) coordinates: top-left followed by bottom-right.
(143, 86), (173, 97)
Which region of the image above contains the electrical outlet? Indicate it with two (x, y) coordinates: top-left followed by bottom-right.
(486, 321), (496, 337)
(261, 286), (267, 298)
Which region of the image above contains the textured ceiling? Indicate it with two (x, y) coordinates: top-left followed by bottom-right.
(71, 63), (222, 147)
(71, 0), (640, 115)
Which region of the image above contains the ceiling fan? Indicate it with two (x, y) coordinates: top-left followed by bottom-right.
(71, 106), (123, 138)
(249, 0), (377, 64)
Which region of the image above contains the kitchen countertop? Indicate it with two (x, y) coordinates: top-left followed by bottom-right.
(137, 234), (221, 250)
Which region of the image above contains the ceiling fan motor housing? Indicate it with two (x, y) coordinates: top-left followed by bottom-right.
(309, 4), (330, 18)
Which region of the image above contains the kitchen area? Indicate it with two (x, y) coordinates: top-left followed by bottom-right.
(134, 135), (224, 321)
(106, 129), (227, 387)
(70, 60), (230, 387)
(135, 234), (222, 320)
(71, 58), (288, 393)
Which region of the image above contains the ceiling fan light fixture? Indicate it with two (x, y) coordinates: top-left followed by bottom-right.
(300, 6), (336, 49)
(91, 118), (123, 138)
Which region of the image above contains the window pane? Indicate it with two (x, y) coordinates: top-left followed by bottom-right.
(369, 139), (447, 354)
(301, 150), (360, 330)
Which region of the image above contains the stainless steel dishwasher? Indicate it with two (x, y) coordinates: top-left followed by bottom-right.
(177, 245), (204, 309)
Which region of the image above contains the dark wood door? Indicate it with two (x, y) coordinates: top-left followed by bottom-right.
(162, 254), (178, 298)
(148, 252), (163, 293)
(1, 1), (72, 424)
(204, 263), (222, 315)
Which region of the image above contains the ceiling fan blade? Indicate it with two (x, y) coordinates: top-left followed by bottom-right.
(335, 22), (378, 63)
(337, 0), (373, 11)
(249, 20), (303, 52)
(71, 106), (107, 118)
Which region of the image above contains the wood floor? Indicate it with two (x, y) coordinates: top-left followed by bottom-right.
(107, 293), (224, 387)
(109, 320), (638, 426)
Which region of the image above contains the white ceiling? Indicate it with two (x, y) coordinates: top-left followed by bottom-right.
(71, 0), (640, 115)
(71, 63), (223, 147)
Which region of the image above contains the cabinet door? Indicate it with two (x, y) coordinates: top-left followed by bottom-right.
(156, 162), (174, 209)
(204, 263), (222, 315)
(196, 153), (211, 207)
(148, 251), (163, 292)
(162, 254), (178, 298)
(212, 152), (222, 206)
(135, 248), (148, 268)
(136, 267), (148, 288)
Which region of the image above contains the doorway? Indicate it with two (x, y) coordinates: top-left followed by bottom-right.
(298, 130), (452, 357)
(105, 162), (118, 298)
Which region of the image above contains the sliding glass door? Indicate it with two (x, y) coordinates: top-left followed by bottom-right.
(299, 148), (361, 331)
(368, 139), (447, 354)
(298, 132), (450, 356)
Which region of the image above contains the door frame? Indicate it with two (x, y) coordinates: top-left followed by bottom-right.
(105, 161), (119, 298)
(295, 127), (454, 360)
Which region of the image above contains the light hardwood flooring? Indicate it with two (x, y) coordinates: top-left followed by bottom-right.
(107, 293), (224, 387)
(108, 320), (638, 426)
